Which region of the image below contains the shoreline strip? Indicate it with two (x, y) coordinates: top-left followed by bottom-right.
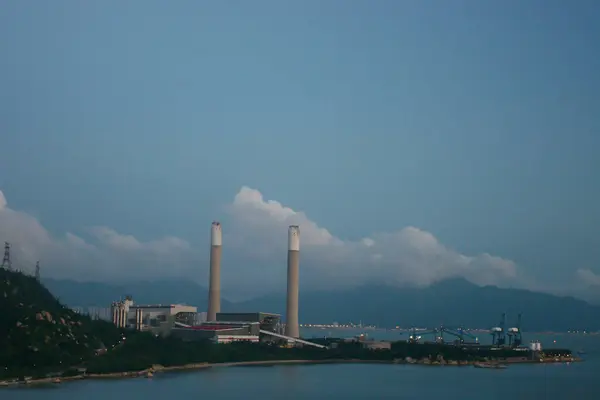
(0, 356), (582, 388)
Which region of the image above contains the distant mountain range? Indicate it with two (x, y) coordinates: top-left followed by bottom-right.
(42, 277), (233, 311)
(42, 277), (600, 332)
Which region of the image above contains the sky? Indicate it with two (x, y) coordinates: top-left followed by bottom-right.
(1, 1), (599, 302)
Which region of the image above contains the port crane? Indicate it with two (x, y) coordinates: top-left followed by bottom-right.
(433, 326), (479, 345)
(490, 313), (507, 347)
(443, 326), (479, 344)
(507, 313), (523, 347)
(408, 325), (479, 345)
(407, 327), (440, 344)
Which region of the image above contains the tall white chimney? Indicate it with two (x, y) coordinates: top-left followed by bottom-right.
(207, 221), (222, 321)
(285, 225), (300, 338)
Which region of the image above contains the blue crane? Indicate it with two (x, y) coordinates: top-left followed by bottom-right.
(490, 313), (507, 347)
(441, 326), (479, 344)
(507, 313), (523, 347)
(407, 327), (441, 343)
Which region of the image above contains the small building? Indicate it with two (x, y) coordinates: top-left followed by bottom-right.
(362, 341), (392, 350)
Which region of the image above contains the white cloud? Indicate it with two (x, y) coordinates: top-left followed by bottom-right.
(361, 238), (375, 247)
(226, 186), (518, 292)
(576, 269), (600, 287)
(0, 189), (195, 281)
(88, 226), (190, 255)
(1, 186), (574, 300)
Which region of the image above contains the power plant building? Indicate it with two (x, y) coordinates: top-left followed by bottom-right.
(171, 320), (261, 343)
(170, 312), (282, 344)
(110, 297), (197, 334)
(217, 312), (282, 333)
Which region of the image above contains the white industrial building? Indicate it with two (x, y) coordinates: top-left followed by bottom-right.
(111, 296), (197, 333)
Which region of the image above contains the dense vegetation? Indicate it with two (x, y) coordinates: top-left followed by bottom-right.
(86, 334), (333, 373)
(0, 269), (124, 379)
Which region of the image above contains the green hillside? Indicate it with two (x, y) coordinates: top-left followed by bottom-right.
(0, 269), (122, 379)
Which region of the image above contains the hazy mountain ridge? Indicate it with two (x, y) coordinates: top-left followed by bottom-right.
(233, 279), (600, 331)
(42, 278), (233, 310)
(42, 277), (600, 332)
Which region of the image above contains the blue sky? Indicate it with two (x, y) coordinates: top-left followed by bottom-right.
(1, 1), (599, 299)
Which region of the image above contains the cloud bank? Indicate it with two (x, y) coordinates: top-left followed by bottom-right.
(0, 190), (195, 281)
(227, 186), (518, 292)
(576, 269), (600, 287)
(0, 186), (595, 301)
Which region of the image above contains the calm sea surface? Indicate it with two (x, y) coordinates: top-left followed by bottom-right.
(4, 330), (599, 399)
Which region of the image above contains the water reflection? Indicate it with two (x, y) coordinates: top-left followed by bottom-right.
(279, 364), (299, 391)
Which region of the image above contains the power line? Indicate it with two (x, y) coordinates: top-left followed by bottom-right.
(1, 241), (11, 270)
(0, 242), (39, 277)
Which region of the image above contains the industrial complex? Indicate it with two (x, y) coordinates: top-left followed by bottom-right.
(110, 222), (325, 349)
(107, 222), (564, 361)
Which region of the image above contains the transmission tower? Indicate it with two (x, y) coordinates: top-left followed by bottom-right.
(35, 261), (40, 281)
(1, 242), (11, 270)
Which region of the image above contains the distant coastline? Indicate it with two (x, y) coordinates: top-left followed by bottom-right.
(304, 326), (600, 336)
(308, 326), (598, 332)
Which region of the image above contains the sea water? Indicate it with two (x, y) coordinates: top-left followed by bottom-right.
(4, 332), (599, 399)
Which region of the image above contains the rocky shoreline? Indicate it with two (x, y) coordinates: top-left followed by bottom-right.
(0, 359), (381, 387)
(0, 356), (582, 388)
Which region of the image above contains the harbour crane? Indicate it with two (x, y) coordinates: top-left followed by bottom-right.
(507, 313), (523, 347)
(442, 326), (479, 344)
(407, 327), (441, 344)
(490, 313), (507, 347)
(409, 325), (480, 345)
